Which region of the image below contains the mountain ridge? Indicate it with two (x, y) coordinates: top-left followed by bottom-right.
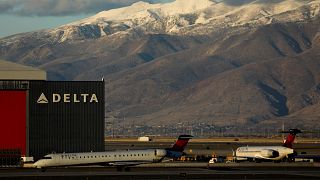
(1, 0), (320, 132)
(0, 0), (315, 43)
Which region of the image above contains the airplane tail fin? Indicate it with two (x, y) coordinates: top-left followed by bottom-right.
(283, 129), (302, 148)
(167, 135), (193, 152)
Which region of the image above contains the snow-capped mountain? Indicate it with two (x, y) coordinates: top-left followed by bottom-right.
(45, 0), (320, 42)
(1, 0), (320, 131)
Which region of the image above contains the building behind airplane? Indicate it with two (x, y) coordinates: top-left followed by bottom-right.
(0, 60), (105, 167)
(234, 129), (302, 162)
(33, 135), (193, 169)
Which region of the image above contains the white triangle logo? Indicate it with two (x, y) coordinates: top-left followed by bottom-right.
(37, 93), (49, 104)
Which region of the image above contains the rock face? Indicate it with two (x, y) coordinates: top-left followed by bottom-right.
(1, 0), (320, 131)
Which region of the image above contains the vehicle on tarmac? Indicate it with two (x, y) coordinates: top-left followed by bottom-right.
(208, 156), (224, 164)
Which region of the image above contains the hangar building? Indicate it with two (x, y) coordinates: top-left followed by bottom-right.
(0, 60), (104, 166)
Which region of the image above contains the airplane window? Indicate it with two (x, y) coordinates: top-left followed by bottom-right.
(142, 154), (143, 156)
(95, 156), (97, 158)
(138, 154), (139, 156)
(134, 154), (136, 156)
(131, 154), (132, 156)
(114, 155), (116, 157)
(43, 157), (52, 159)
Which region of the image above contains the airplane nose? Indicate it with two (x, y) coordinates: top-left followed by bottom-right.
(32, 163), (38, 168)
(33, 161), (41, 169)
(288, 148), (294, 154)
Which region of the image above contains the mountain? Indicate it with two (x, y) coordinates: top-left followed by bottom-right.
(1, 0), (320, 134)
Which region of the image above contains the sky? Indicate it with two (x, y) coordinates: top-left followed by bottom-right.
(0, 0), (174, 38)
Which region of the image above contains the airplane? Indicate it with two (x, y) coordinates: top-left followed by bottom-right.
(234, 129), (302, 162)
(33, 135), (192, 170)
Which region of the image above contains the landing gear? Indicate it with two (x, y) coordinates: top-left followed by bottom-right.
(124, 167), (131, 172)
(116, 166), (122, 171)
(116, 166), (131, 172)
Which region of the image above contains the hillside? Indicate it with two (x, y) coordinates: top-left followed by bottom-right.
(0, 0), (320, 133)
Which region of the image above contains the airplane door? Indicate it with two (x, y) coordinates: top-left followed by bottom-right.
(153, 150), (158, 162)
(56, 155), (63, 166)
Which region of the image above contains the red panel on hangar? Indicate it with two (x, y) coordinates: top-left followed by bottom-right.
(0, 91), (26, 156)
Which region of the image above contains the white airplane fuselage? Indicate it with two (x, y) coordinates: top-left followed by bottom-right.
(33, 149), (167, 168)
(235, 146), (294, 161)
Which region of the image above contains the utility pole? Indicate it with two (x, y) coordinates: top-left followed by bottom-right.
(282, 123), (285, 140)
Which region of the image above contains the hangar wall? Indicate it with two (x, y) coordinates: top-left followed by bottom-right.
(29, 81), (105, 159)
(0, 91), (27, 156)
(0, 61), (105, 163)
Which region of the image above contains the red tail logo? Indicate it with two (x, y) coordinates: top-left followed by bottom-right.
(283, 129), (302, 148)
(168, 135), (193, 152)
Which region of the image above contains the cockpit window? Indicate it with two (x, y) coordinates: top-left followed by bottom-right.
(43, 157), (52, 159)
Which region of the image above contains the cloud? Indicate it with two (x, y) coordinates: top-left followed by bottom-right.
(0, 0), (173, 16)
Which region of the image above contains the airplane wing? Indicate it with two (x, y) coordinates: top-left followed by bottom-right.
(236, 154), (270, 160)
(108, 161), (152, 166)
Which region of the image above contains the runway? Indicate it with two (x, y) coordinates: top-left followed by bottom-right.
(105, 140), (320, 157)
(1, 139), (319, 179)
(1, 163), (320, 180)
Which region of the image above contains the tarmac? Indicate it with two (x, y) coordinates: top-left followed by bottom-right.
(1, 163), (320, 180)
(1, 139), (320, 179)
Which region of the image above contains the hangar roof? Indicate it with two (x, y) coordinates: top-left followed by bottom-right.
(0, 60), (46, 80)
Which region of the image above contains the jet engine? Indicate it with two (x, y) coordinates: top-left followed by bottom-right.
(260, 149), (280, 158)
(155, 149), (167, 157)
